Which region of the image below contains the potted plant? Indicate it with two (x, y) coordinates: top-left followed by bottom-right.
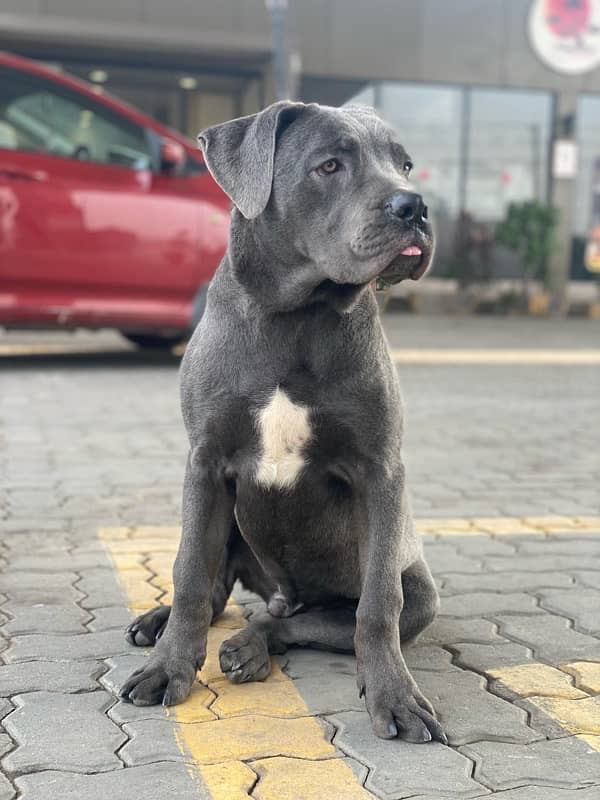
(495, 201), (559, 315)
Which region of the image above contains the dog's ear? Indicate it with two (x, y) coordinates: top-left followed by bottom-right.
(198, 101), (306, 220)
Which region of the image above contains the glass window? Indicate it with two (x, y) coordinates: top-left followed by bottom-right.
(575, 96), (600, 239)
(347, 82), (463, 273)
(0, 68), (152, 170)
(466, 88), (552, 222)
(574, 96), (600, 278)
(376, 83), (463, 220)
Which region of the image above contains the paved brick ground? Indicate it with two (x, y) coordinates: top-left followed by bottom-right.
(1, 316), (599, 799)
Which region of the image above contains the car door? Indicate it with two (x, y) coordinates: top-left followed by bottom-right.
(0, 64), (199, 329)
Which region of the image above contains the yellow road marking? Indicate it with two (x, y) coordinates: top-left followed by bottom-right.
(492, 667), (600, 752)
(391, 349), (600, 364)
(0, 343), (128, 356)
(487, 664), (587, 699)
(3, 342), (600, 366)
(415, 515), (600, 536)
(100, 526), (373, 800)
(564, 662), (600, 694)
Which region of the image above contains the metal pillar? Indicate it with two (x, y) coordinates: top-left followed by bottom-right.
(548, 91), (578, 314)
(265, 0), (299, 101)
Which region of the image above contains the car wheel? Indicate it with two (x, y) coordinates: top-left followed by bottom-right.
(123, 333), (183, 349)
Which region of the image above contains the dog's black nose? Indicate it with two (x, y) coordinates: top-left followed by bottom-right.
(384, 192), (428, 223)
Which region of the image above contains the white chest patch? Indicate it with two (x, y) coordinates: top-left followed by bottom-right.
(255, 387), (312, 490)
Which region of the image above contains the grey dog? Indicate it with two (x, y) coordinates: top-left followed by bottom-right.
(120, 100), (446, 744)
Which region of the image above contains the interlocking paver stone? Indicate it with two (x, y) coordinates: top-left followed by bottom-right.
(0, 736), (12, 759)
(252, 755), (372, 800)
(539, 588), (600, 634)
(290, 672), (365, 715)
(484, 555), (599, 572)
(471, 788), (600, 800)
(0, 573), (81, 604)
(329, 711), (485, 799)
(99, 653), (149, 694)
(5, 630), (132, 662)
(0, 773), (15, 800)
(564, 661), (600, 693)
(413, 666), (539, 745)
(86, 605), (133, 631)
(15, 762), (206, 800)
(0, 660), (102, 695)
(494, 614), (600, 662)
(424, 545), (483, 575)
(283, 649), (357, 679)
(2, 691), (125, 773)
(519, 538), (600, 555)
(440, 592), (542, 617)
(422, 617), (500, 645)
(521, 695), (600, 740)
(462, 736), (600, 791)
(573, 571), (600, 590)
(451, 641), (533, 673)
(122, 714), (335, 765)
(2, 603), (89, 635)
(442, 572), (574, 593)
(76, 568), (131, 609)
(455, 537), (518, 556)
(405, 644), (455, 672)
(8, 553), (113, 572)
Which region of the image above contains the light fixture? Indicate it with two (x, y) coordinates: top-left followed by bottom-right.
(89, 69), (108, 84)
(179, 76), (197, 90)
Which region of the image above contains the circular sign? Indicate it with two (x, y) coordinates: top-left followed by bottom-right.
(528, 0), (600, 75)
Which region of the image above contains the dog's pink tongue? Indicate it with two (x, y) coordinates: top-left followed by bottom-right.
(401, 246), (422, 256)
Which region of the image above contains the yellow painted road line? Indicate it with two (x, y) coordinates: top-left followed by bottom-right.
(0, 343), (129, 356)
(2, 343), (600, 365)
(490, 664), (600, 753)
(100, 525), (373, 800)
(415, 515), (600, 536)
(390, 349), (600, 365)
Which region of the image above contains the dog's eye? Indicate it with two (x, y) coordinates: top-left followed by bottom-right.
(316, 159), (341, 176)
(403, 161), (413, 176)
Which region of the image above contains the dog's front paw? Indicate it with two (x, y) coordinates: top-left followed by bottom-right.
(219, 627), (272, 683)
(125, 605), (171, 647)
(358, 669), (447, 744)
(119, 655), (197, 707)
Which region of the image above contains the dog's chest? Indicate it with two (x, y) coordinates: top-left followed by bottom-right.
(254, 387), (312, 490)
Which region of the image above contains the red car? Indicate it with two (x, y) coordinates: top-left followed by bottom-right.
(0, 52), (230, 347)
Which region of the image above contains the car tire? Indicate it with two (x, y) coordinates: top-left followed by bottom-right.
(123, 333), (182, 349)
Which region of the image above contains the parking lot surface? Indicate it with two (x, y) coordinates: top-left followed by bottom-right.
(1, 315), (599, 799)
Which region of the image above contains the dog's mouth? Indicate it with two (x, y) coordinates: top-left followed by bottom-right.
(377, 242), (431, 287)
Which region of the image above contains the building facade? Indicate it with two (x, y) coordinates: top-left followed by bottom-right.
(1, 0), (599, 296)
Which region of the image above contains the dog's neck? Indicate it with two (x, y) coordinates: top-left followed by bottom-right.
(226, 212), (372, 316)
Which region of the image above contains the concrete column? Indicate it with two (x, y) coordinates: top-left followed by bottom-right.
(548, 91), (578, 313)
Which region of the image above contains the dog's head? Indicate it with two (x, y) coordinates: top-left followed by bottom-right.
(199, 101), (434, 311)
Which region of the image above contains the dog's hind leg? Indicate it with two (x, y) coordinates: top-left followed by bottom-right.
(126, 522), (247, 648)
(399, 557), (440, 645)
(219, 605), (356, 683)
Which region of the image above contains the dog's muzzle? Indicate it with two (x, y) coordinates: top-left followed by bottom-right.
(376, 190), (433, 288)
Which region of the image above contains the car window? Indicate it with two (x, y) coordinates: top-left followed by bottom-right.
(0, 67), (152, 170)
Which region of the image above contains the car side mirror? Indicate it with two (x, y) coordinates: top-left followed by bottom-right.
(160, 139), (185, 174)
